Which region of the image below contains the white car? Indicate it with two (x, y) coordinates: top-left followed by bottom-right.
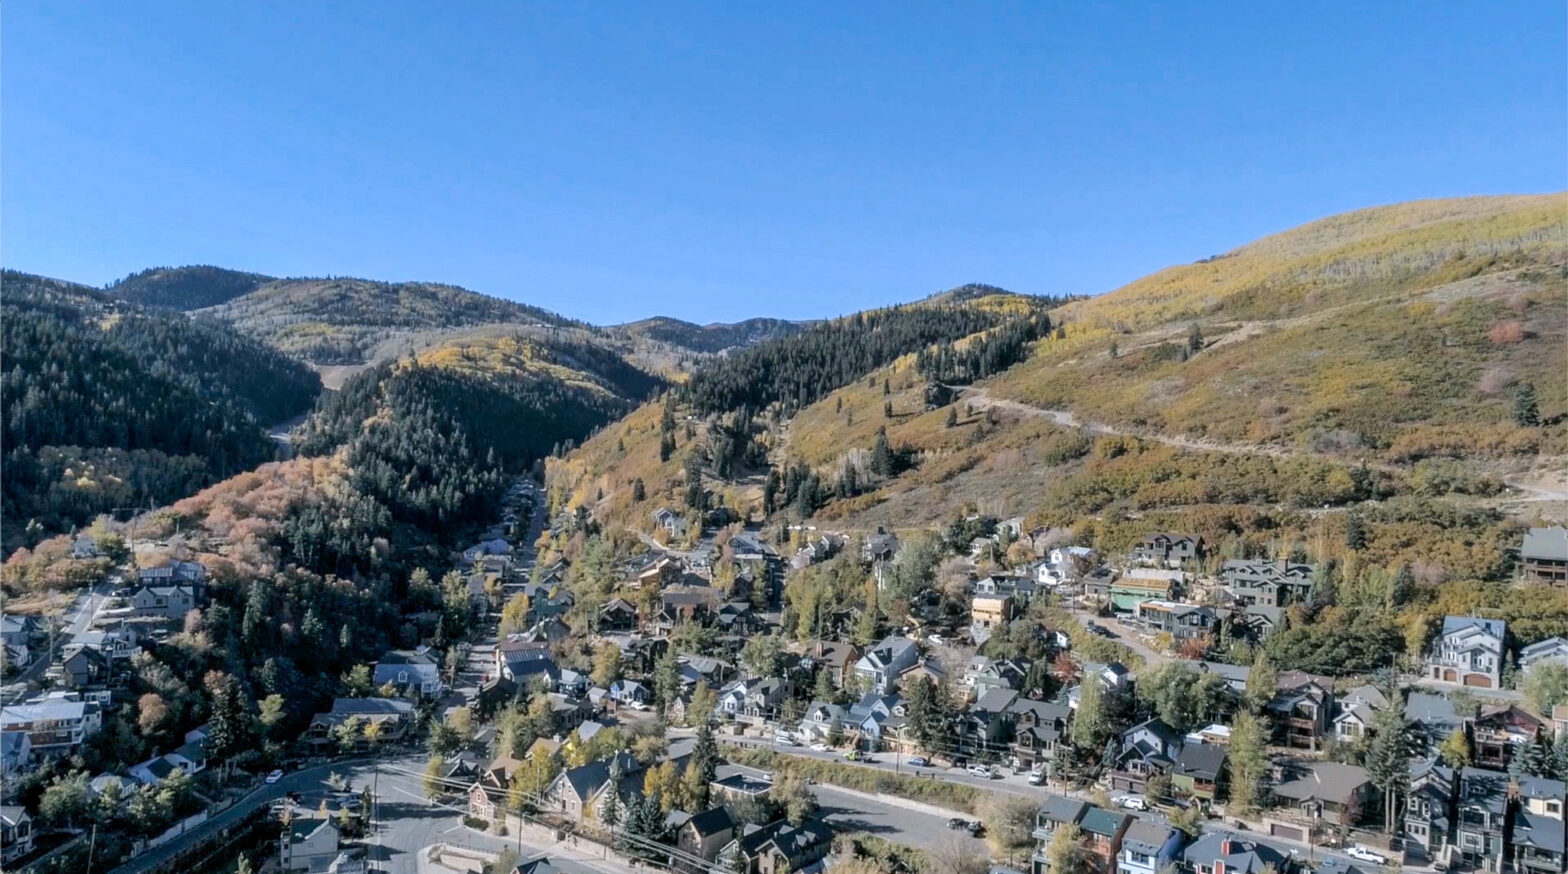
(1344, 846), (1387, 865)
(627, 700), (649, 711)
(265, 769), (284, 784)
(966, 764), (993, 778)
(810, 743), (829, 752)
(1113, 794), (1148, 811)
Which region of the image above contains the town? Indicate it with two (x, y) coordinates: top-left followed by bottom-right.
(4, 480), (1567, 874)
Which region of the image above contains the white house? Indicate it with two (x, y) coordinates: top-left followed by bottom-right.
(1427, 616), (1506, 689)
(854, 636), (920, 694)
(1520, 638), (1568, 676)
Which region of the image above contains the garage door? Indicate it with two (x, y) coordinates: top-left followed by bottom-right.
(1270, 823), (1307, 842)
(1464, 675), (1494, 688)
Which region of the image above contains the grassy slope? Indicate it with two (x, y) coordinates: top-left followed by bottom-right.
(552, 195), (1566, 552)
(984, 194), (1567, 451)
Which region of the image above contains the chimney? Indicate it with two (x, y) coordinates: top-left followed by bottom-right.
(1214, 863), (1226, 874)
(1221, 839), (1233, 855)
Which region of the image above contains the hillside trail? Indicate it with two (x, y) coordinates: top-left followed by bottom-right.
(957, 385), (1568, 505)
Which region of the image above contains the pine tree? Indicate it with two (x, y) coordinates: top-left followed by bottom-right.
(1363, 695), (1411, 833)
(1188, 323), (1204, 353)
(1515, 382), (1541, 426)
(871, 428), (894, 478)
(601, 757), (624, 830)
(1345, 512), (1366, 551)
(883, 400), (893, 419)
(693, 721), (719, 787)
(631, 478), (646, 502)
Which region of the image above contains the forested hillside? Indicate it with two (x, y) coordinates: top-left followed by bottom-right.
(680, 293), (1067, 415)
(610, 316), (805, 353)
(106, 265), (272, 310)
(0, 271), (321, 550)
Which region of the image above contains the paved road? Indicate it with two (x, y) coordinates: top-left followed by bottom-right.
(721, 739), (1365, 870)
(3, 580), (115, 701)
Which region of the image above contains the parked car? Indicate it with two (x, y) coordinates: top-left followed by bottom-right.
(1113, 794), (1148, 811)
(947, 818), (969, 830)
(907, 756), (929, 768)
(627, 700), (649, 711)
(966, 821), (986, 837)
(1028, 770), (1046, 785)
(1344, 846), (1387, 865)
(967, 764), (994, 778)
(266, 769), (284, 784)
(774, 732), (798, 746)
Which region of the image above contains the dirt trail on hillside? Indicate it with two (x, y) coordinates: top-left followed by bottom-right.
(958, 386), (1568, 506)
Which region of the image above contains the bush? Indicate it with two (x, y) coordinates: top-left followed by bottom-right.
(725, 748), (985, 814)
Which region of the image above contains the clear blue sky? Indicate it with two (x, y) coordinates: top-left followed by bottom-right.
(4, 3), (1563, 324)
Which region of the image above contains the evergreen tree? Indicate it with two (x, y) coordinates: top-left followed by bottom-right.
(1515, 381), (1541, 427)
(1187, 323), (1204, 353)
(1511, 737), (1553, 780)
(1345, 512), (1366, 551)
(693, 721), (719, 787)
(871, 428), (895, 478)
(1363, 695), (1411, 833)
(883, 400), (893, 419)
(631, 478), (646, 501)
(207, 674), (252, 762)
(1244, 654), (1278, 714)
(601, 757), (624, 830)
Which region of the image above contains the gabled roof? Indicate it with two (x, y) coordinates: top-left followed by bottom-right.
(1079, 806), (1131, 838)
(1173, 742), (1227, 780)
(559, 752), (640, 801)
(686, 806), (735, 838)
(1440, 615), (1506, 640)
(1119, 818), (1177, 855)
(1273, 761), (1372, 805)
(1181, 833), (1286, 873)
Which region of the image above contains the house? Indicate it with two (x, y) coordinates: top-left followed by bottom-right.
(1428, 616), (1507, 689)
(971, 594), (1020, 644)
(723, 818), (834, 874)
(1132, 601), (1216, 642)
(1009, 698), (1070, 771)
(1170, 742), (1227, 803)
(1271, 760), (1376, 827)
(1030, 796), (1087, 874)
(1521, 637), (1568, 675)
(652, 507), (688, 538)
(463, 538), (512, 562)
(0, 692), (103, 756)
(711, 764), (775, 804)
(1078, 807), (1134, 873)
(1179, 833), (1287, 874)
(544, 752), (642, 822)
(958, 687), (1018, 755)
(0, 806), (33, 866)
(1, 731), (31, 778)
(599, 598), (640, 631)
(797, 701), (846, 744)
(1082, 566), (1117, 603)
(855, 635), (920, 694)
(136, 560), (206, 585)
(1108, 718), (1182, 794)
(1109, 570), (1184, 613)
(130, 584), (199, 621)
(1128, 533), (1204, 567)
(795, 640), (859, 690)
(1332, 684), (1390, 743)
(1116, 819), (1183, 874)
(1474, 703), (1544, 771)
(1406, 692), (1471, 757)
(495, 639), (559, 685)
(965, 656), (1030, 698)
(57, 647), (108, 688)
(974, 574), (1039, 604)
(1522, 527), (1568, 585)
(1235, 604), (1285, 642)
(1402, 758), (1456, 865)
(863, 531), (900, 563)
(279, 816), (342, 872)
(678, 807), (737, 867)
(71, 535), (100, 559)
(1513, 776), (1568, 874)
(660, 586), (723, 625)
(307, 698), (415, 749)
(373, 649), (444, 698)
(1177, 660), (1251, 695)
(1456, 767), (1511, 872)
(1264, 671), (1334, 751)
(468, 755), (526, 819)
(608, 679), (652, 707)
(1220, 560), (1314, 608)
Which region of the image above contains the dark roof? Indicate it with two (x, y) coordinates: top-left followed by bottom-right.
(1181, 833), (1286, 873)
(561, 752), (640, 801)
(1079, 806), (1132, 838)
(1174, 742), (1228, 780)
(1120, 819), (1178, 855)
(686, 806), (735, 838)
(1039, 795), (1088, 825)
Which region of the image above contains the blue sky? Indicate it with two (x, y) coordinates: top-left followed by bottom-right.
(3, 3), (1563, 324)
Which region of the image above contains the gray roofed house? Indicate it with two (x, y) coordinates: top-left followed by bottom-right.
(1406, 691), (1471, 755)
(1402, 758), (1455, 863)
(546, 752), (642, 822)
(1522, 527), (1568, 585)
(1117, 819), (1183, 874)
(373, 649), (444, 697)
(1272, 760), (1376, 827)
(1521, 637), (1568, 675)
(855, 635), (920, 694)
(1171, 742), (1228, 801)
(1428, 616), (1508, 689)
(1180, 832), (1287, 874)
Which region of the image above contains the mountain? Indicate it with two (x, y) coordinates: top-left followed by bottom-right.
(547, 195), (1565, 581)
(1, 270), (323, 550)
(107, 265), (273, 310)
(610, 316), (806, 354)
